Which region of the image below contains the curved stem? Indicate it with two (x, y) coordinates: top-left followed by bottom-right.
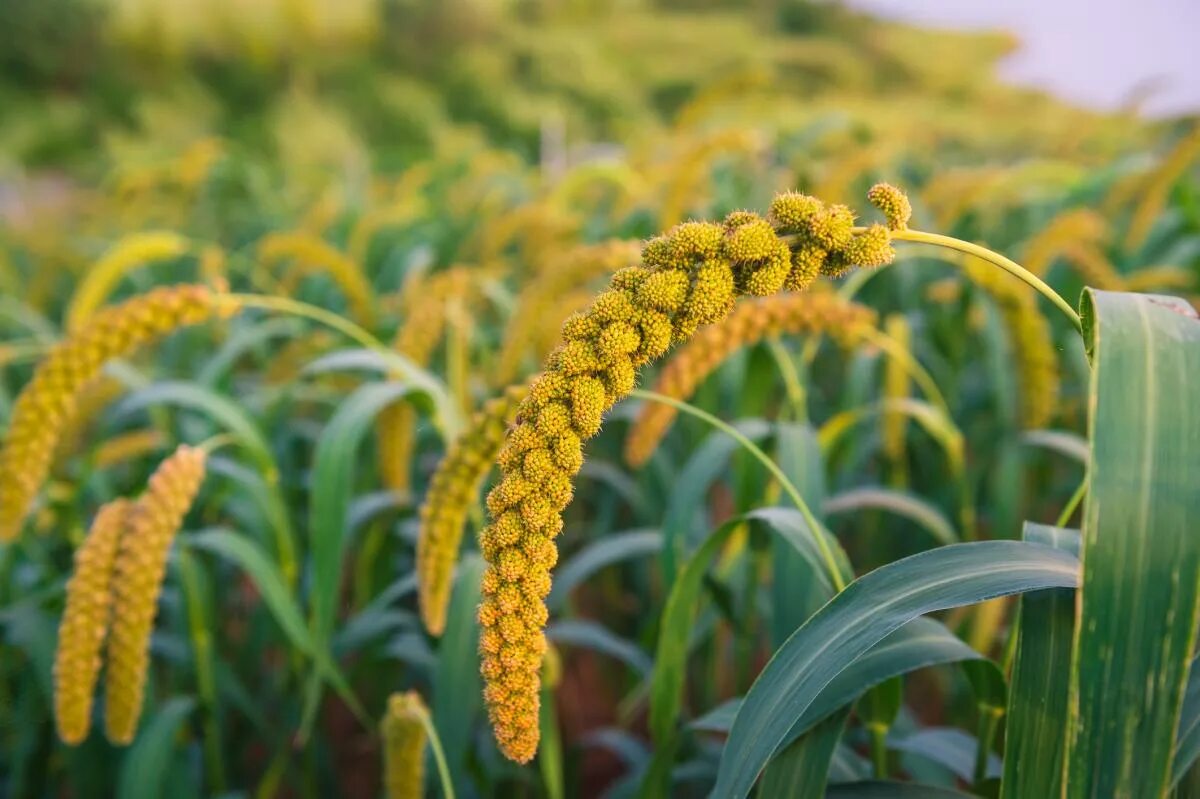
(414, 702), (457, 799)
(631, 389), (846, 593)
(883, 228), (1083, 335)
(765, 339), (808, 424)
(859, 327), (953, 419)
(226, 294), (389, 353)
(196, 432), (238, 455)
(1055, 473), (1089, 529)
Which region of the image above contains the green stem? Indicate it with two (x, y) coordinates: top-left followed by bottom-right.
(884, 228), (1083, 335)
(414, 703), (457, 799)
(867, 723), (889, 778)
(1055, 473), (1089, 528)
(973, 707), (1004, 787)
(765, 338), (808, 424)
(227, 293), (388, 352)
(228, 293), (461, 438)
(178, 548), (226, 793)
(631, 389), (846, 592)
(859, 327), (952, 418)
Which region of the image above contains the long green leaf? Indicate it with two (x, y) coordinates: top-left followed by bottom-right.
(771, 422), (830, 644)
(186, 530), (362, 716)
(309, 382), (418, 644)
(826, 781), (981, 798)
(649, 507), (850, 748)
(432, 554), (485, 790)
(1000, 523), (1079, 799)
(548, 620), (653, 677)
(691, 617), (982, 747)
(546, 528), (661, 611)
(1065, 291), (1200, 797)
(113, 380), (276, 477)
(824, 486), (959, 546)
(1172, 656), (1200, 787)
(715, 541), (1080, 797)
(760, 711), (848, 798)
(116, 697), (196, 799)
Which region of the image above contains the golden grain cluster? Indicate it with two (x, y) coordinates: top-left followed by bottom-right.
(477, 188), (901, 762)
(0, 285), (221, 542)
(624, 292), (878, 466)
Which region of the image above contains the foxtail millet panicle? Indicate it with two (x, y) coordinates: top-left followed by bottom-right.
(53, 499), (130, 745)
(378, 267), (478, 494)
(105, 444), (208, 744)
(381, 691), (428, 799)
(258, 230), (377, 328)
(960, 254), (1060, 429)
(479, 189), (904, 763)
(417, 383), (528, 636)
(623, 292), (878, 467)
(0, 284), (221, 542)
(867, 182), (913, 231)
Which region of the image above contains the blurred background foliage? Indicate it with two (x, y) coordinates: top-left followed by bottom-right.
(1, 0), (1198, 797)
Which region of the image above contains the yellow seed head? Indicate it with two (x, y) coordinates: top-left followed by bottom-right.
(418, 384), (528, 636)
(65, 232), (191, 334)
(625, 293), (878, 467)
(259, 231), (377, 328)
(379, 267), (479, 494)
(54, 499), (130, 745)
(381, 691), (428, 799)
(0, 285), (219, 542)
(479, 189), (895, 762)
(105, 445), (207, 744)
(494, 241), (641, 386)
(961, 254), (1060, 429)
(867, 183), (913, 231)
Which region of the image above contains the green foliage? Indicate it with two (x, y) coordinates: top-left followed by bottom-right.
(0, 1), (1198, 796)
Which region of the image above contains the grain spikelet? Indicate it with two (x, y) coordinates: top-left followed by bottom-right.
(494, 241), (641, 386)
(1060, 243), (1125, 290)
(624, 292), (877, 467)
(418, 384), (527, 636)
(378, 268), (478, 494)
(65, 232), (191, 333)
(54, 499), (130, 745)
(881, 314), (911, 461)
(1123, 266), (1195, 293)
(258, 231), (377, 327)
(1126, 125), (1200, 250)
(52, 376), (127, 468)
(961, 255), (1060, 429)
(1021, 209), (1107, 277)
(469, 202), (580, 269)
(0, 285), (221, 542)
(347, 200), (425, 264)
(657, 129), (762, 228)
(105, 445), (207, 744)
(93, 429), (167, 468)
(381, 691), (428, 799)
(479, 189), (901, 762)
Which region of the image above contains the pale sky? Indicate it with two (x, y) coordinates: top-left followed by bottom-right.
(844, 0), (1200, 117)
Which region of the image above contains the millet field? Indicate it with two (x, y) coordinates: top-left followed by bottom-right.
(1, 1), (1198, 797)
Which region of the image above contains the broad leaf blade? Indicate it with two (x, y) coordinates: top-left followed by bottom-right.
(1065, 291), (1200, 797)
(714, 541), (1080, 797)
(1000, 523), (1079, 799)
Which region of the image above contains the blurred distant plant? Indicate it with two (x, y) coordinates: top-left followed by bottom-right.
(1, 2), (1198, 796)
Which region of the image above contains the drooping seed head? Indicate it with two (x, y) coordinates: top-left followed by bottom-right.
(0, 285), (220, 542)
(380, 691), (428, 799)
(105, 445), (207, 744)
(54, 499), (130, 745)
